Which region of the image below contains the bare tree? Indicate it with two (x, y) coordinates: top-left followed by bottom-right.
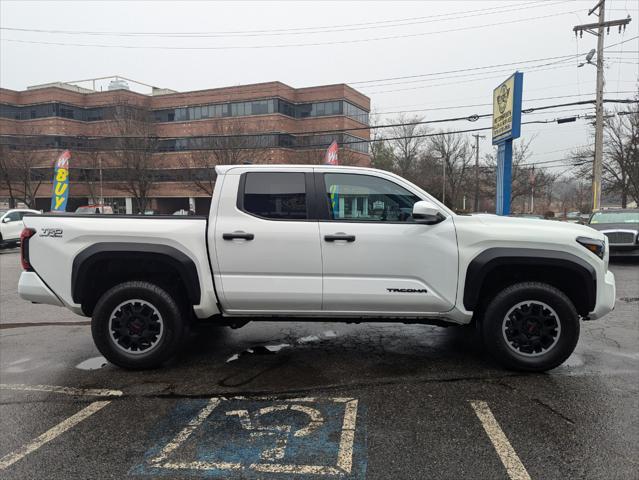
(0, 144), (19, 208)
(76, 150), (104, 205)
(369, 112), (394, 172)
(569, 98), (639, 208)
(179, 119), (270, 196)
(109, 101), (157, 213)
(386, 115), (429, 178)
(482, 138), (557, 213)
(428, 131), (473, 209)
(0, 144), (46, 209)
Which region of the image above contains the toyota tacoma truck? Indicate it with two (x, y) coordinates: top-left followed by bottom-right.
(18, 165), (616, 371)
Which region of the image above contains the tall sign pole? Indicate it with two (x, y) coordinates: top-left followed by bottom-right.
(492, 72), (523, 216)
(573, 0), (631, 211)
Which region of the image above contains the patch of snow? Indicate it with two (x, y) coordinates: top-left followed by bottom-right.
(9, 357), (31, 365)
(265, 343), (290, 352)
(323, 330), (337, 338)
(226, 354), (240, 363)
(298, 335), (320, 344)
(75, 356), (108, 370)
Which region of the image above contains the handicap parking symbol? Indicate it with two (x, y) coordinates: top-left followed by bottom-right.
(132, 396), (367, 478)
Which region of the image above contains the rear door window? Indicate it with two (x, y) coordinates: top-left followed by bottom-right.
(241, 172), (308, 220)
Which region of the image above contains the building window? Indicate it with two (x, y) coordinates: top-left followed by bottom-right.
(323, 173), (419, 222)
(242, 172), (307, 220)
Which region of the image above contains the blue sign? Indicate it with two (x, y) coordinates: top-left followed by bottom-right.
(492, 72), (523, 215)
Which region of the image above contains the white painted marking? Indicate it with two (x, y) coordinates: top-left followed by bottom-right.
(150, 397), (359, 476)
(250, 463), (342, 475)
(323, 330), (337, 338)
(0, 400), (111, 470)
(470, 401), (531, 480)
(0, 383), (122, 397)
(162, 460), (242, 471)
(75, 356), (108, 370)
(336, 399), (358, 473)
(150, 397), (222, 465)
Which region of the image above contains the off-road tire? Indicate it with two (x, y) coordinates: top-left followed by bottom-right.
(482, 282), (579, 372)
(91, 281), (186, 369)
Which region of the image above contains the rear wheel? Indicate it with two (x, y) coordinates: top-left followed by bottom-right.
(482, 282), (579, 372)
(91, 281), (186, 369)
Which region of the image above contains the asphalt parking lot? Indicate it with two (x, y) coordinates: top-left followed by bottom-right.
(1, 248), (637, 480)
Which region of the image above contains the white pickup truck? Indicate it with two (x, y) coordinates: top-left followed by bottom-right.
(18, 165), (616, 371)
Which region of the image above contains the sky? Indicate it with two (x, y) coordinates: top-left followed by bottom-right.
(1, 0), (638, 171)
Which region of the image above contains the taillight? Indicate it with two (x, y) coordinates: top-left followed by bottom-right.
(20, 228), (36, 271)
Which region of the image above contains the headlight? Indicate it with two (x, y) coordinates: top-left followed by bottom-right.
(576, 236), (605, 259)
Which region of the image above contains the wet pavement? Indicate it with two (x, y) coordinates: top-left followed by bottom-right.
(0, 248), (637, 479)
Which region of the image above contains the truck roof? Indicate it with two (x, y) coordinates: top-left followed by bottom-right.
(215, 164), (383, 175)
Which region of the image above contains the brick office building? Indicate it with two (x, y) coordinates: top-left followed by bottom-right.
(0, 79), (370, 214)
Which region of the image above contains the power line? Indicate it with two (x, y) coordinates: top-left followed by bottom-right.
(0, 1), (562, 38)
(375, 93), (610, 116)
(0, 9), (583, 51)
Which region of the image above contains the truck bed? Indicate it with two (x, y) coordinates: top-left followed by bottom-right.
(21, 214), (219, 318)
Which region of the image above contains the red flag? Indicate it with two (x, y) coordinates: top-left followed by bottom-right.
(324, 140), (339, 165)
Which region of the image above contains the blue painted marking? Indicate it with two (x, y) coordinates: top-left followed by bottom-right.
(131, 398), (367, 479)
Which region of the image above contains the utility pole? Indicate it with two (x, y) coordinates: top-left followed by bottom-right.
(472, 134), (485, 212)
(573, 0), (631, 212)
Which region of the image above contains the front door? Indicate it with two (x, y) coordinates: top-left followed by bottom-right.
(213, 169), (323, 314)
(317, 171), (458, 314)
(2, 211), (24, 241)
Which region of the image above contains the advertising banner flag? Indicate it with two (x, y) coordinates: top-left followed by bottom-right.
(50, 150), (71, 212)
(324, 140), (339, 165)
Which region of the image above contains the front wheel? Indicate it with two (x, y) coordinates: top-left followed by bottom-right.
(482, 282), (579, 372)
(91, 281), (187, 369)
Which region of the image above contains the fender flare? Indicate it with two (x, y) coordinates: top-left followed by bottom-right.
(463, 248), (597, 312)
(71, 242), (201, 305)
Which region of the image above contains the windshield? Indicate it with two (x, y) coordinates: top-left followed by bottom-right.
(75, 207), (95, 214)
(590, 211), (639, 224)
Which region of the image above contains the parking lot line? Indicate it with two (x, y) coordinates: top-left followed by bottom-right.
(470, 400), (531, 480)
(0, 383), (122, 397)
(150, 397), (222, 465)
(0, 400), (112, 470)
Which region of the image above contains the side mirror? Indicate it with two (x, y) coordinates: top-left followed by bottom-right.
(412, 200), (445, 225)
(2, 217), (11, 223)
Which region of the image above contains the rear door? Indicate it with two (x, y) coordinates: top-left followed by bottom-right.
(212, 168), (323, 314)
(316, 170), (458, 314)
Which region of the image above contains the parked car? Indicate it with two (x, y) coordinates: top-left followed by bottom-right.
(173, 209), (195, 216)
(0, 208), (41, 248)
(587, 208), (639, 257)
(18, 165), (616, 372)
(75, 205), (114, 214)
